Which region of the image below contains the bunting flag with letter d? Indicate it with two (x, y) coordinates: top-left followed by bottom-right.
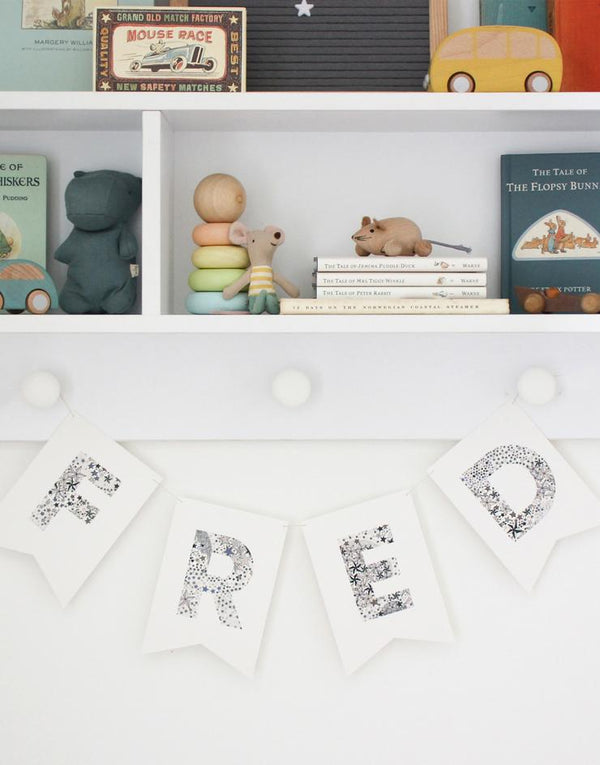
(143, 498), (286, 677)
(428, 403), (600, 591)
(303, 491), (453, 674)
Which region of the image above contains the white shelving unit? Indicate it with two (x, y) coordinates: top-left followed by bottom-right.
(2, 91), (600, 441)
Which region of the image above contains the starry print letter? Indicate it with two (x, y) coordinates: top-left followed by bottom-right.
(177, 530), (253, 629)
(31, 453), (121, 529)
(339, 525), (413, 621)
(461, 444), (556, 540)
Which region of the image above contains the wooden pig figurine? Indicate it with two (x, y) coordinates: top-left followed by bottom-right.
(223, 221), (300, 314)
(352, 216), (432, 257)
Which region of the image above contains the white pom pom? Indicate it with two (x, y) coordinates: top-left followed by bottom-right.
(271, 369), (312, 408)
(516, 367), (558, 406)
(21, 371), (62, 409)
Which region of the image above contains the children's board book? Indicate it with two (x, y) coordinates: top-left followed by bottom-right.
(501, 152), (600, 313)
(0, 155), (47, 267)
(480, 0), (547, 30)
(0, 0), (147, 90)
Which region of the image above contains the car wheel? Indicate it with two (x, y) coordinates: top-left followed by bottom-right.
(130, 60), (141, 71)
(581, 293), (600, 314)
(525, 71), (552, 92)
(0, 293), (3, 311)
(447, 72), (475, 93)
(523, 292), (546, 313)
(203, 58), (216, 73)
(170, 56), (188, 72)
(26, 289), (51, 315)
(6, 309), (24, 314)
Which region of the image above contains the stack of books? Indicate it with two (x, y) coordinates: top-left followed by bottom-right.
(313, 254), (488, 300)
(280, 254), (507, 315)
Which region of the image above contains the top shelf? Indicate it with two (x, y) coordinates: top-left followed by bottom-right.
(2, 91), (600, 133)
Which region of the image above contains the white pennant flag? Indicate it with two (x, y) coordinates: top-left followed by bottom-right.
(143, 498), (286, 677)
(0, 414), (161, 607)
(428, 402), (600, 591)
(303, 491), (453, 674)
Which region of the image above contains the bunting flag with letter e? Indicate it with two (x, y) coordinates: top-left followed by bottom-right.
(143, 498), (286, 677)
(0, 415), (161, 607)
(303, 492), (453, 674)
(428, 403), (600, 591)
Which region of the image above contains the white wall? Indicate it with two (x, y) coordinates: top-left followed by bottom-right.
(2, 436), (600, 765)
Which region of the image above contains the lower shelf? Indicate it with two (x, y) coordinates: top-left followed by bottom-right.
(2, 313), (600, 334)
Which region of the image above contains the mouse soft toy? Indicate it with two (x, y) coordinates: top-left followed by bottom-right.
(223, 221), (300, 314)
(351, 216), (471, 257)
(55, 170), (142, 314)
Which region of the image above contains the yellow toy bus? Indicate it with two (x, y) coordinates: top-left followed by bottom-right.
(427, 26), (563, 93)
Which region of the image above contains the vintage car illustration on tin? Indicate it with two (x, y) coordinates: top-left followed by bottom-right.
(0, 259), (58, 314)
(129, 42), (217, 73)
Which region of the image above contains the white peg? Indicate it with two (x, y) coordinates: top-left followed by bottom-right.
(21, 371), (62, 409)
(516, 367), (558, 406)
(271, 369), (312, 408)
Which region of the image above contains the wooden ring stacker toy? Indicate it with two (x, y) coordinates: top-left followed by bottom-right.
(188, 268), (248, 292)
(192, 222), (235, 247)
(192, 245), (250, 270)
(186, 291), (249, 314)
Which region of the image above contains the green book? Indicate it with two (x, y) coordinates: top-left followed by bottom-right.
(0, 1), (148, 91)
(0, 155), (47, 268)
(501, 152), (600, 312)
(480, 0), (548, 30)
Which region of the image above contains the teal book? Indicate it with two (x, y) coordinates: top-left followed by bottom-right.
(480, 0), (548, 30)
(501, 152), (600, 312)
(0, 155), (47, 268)
(0, 1), (149, 91)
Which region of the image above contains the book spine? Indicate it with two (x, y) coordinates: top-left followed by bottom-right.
(280, 298), (509, 315)
(315, 272), (487, 287)
(314, 256), (488, 273)
(500, 155), (512, 303)
(316, 286), (487, 298)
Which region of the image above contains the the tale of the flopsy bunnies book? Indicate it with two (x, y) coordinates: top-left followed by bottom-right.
(501, 152), (600, 312)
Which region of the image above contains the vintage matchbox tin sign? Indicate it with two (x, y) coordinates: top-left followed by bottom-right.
(94, 6), (246, 92)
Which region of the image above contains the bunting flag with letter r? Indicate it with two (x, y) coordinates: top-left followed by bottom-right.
(143, 498), (286, 676)
(303, 491), (453, 674)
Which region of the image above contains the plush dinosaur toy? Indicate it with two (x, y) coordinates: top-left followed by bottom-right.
(55, 170), (142, 314)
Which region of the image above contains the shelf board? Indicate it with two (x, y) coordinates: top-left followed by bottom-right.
(2, 313), (600, 334)
(1, 91), (600, 132)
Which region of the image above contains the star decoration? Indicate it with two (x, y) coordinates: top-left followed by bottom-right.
(101, 13), (111, 23)
(230, 15), (238, 24)
(228, 83), (239, 92)
(100, 81), (111, 91)
(294, 0), (314, 17)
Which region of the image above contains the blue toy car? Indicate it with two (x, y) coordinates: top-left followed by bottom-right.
(0, 259), (59, 314)
(130, 44), (216, 74)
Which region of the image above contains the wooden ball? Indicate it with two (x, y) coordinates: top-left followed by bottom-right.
(193, 173), (246, 223)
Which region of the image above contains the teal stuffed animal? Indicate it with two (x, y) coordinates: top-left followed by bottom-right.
(55, 170), (142, 314)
